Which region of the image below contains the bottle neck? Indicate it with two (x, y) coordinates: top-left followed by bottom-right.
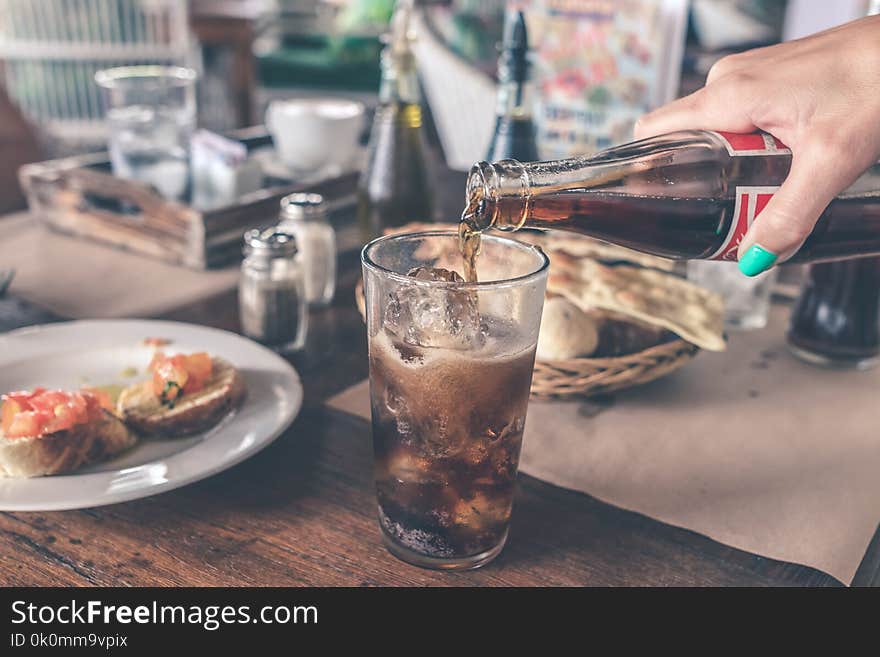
(487, 50), (538, 161)
(494, 29), (532, 121)
(467, 155), (645, 233)
(374, 50), (423, 133)
(378, 50), (420, 107)
(494, 78), (533, 120)
(466, 130), (730, 232)
(495, 9), (531, 119)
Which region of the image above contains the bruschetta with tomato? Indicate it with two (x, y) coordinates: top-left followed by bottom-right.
(0, 388), (136, 478)
(116, 352), (246, 437)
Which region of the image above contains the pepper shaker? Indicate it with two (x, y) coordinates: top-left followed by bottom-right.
(239, 227), (308, 352)
(279, 193), (336, 307)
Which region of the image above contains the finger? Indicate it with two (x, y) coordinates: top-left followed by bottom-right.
(633, 79), (756, 140)
(736, 146), (858, 274)
(705, 45), (779, 85)
(706, 53), (748, 85)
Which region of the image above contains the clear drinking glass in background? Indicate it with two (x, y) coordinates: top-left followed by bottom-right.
(362, 231), (548, 570)
(687, 260), (778, 330)
(95, 66), (197, 201)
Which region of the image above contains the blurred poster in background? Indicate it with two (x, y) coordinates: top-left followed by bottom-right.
(526, 0), (687, 159)
(783, 0), (875, 40)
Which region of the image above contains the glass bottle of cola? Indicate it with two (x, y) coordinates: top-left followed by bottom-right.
(357, 0), (433, 240)
(463, 130), (880, 262)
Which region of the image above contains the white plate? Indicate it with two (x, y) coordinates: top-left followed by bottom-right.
(0, 320), (302, 511)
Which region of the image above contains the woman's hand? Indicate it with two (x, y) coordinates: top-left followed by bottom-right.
(634, 15), (880, 275)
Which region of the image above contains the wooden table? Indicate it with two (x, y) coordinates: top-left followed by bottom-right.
(1, 215), (878, 587)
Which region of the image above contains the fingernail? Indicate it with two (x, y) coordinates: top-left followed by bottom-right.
(738, 245), (778, 277)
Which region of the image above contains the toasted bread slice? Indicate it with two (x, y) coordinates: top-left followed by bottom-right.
(0, 410), (137, 478)
(117, 357), (246, 438)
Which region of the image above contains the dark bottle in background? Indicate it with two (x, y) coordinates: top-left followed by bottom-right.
(784, 2), (880, 370)
(485, 10), (539, 163)
(357, 0), (433, 240)
(463, 130), (880, 263)
(787, 257), (880, 369)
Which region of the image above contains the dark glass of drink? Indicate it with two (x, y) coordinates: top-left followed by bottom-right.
(787, 257), (880, 369)
(361, 231), (548, 569)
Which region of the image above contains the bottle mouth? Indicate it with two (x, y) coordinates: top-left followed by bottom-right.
(465, 160), (530, 232)
(463, 163), (493, 232)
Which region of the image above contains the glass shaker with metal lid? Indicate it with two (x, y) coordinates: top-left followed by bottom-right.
(279, 193), (337, 307)
(239, 227), (308, 352)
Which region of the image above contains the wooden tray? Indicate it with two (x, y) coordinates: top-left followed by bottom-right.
(19, 127), (357, 269)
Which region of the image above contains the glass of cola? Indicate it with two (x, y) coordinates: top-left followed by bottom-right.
(361, 231), (549, 569)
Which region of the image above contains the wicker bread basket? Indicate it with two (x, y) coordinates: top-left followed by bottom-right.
(354, 279), (699, 400)
(529, 339), (698, 400)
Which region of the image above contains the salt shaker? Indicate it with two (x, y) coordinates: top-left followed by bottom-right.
(239, 227), (308, 352)
(279, 193), (336, 307)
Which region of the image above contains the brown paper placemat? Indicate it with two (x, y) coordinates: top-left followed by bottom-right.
(0, 212), (239, 319)
(328, 305), (880, 584)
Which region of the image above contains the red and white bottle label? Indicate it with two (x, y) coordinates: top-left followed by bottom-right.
(709, 186), (779, 261)
(712, 131), (790, 157)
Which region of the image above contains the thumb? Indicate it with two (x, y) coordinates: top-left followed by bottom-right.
(736, 146), (851, 276)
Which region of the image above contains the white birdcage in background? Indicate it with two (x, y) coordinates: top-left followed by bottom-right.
(0, 0), (196, 150)
(411, 8), (497, 171)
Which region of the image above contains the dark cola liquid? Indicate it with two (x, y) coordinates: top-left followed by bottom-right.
(490, 191), (880, 262)
(787, 257), (880, 367)
(499, 192), (730, 259)
(369, 330), (535, 561)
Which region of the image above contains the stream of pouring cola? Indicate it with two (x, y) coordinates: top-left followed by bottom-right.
(458, 195), (483, 283)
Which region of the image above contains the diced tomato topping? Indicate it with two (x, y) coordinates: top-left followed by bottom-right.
(182, 353), (212, 390)
(4, 388), (46, 406)
(151, 356), (189, 402)
(81, 387), (114, 411)
(6, 410), (51, 437)
(1, 398), (23, 432)
(1, 389), (105, 439)
(149, 352), (212, 404)
(45, 402), (78, 434)
(29, 390), (76, 413)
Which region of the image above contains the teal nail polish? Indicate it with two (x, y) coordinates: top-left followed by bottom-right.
(738, 245), (778, 277)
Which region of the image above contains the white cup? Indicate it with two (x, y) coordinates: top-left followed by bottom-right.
(266, 98), (365, 176)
